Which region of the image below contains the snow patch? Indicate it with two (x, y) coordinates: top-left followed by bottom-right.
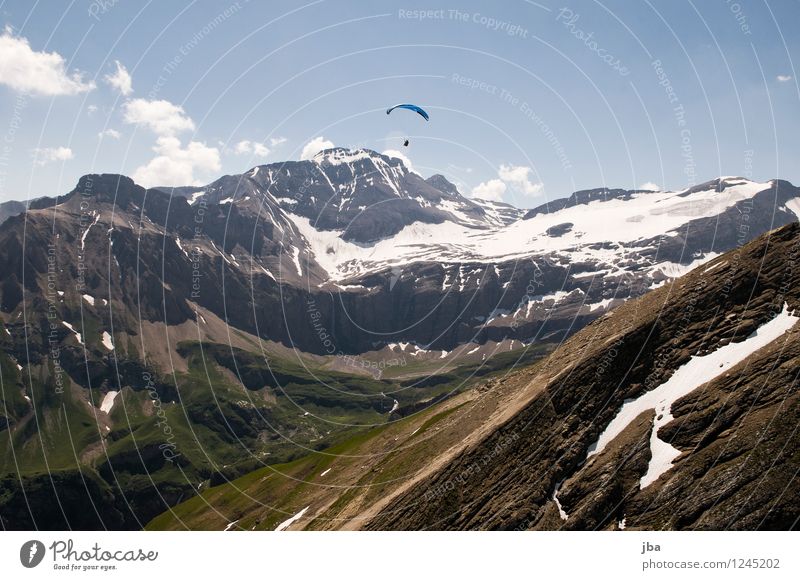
(275, 506), (310, 531)
(587, 303), (798, 489)
(80, 212), (100, 251)
(188, 190), (205, 205)
(336, 283), (367, 291)
(101, 331), (114, 350)
(656, 254), (720, 278)
(291, 246), (303, 276)
(61, 321), (83, 344)
(314, 148), (371, 166)
(784, 197), (800, 220)
(587, 298), (616, 312)
(553, 479), (569, 521)
(572, 268), (611, 279)
(703, 260), (727, 274)
(100, 390), (118, 414)
(175, 237), (189, 258)
(209, 240), (233, 266)
(81, 294), (95, 306)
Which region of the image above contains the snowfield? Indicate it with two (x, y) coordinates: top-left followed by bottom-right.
(287, 178), (774, 281)
(587, 303), (798, 488)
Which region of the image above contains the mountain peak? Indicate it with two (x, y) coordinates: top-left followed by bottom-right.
(679, 176), (757, 196)
(70, 173), (145, 208)
(425, 174), (461, 197)
(311, 147), (401, 168)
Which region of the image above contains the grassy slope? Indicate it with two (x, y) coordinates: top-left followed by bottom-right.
(145, 341), (554, 530)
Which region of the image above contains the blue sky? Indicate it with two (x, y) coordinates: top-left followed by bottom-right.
(0, 0), (798, 207)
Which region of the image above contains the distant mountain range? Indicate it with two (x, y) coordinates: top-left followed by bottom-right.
(0, 148), (798, 529)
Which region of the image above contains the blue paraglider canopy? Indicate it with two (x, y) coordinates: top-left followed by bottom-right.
(386, 103), (430, 121)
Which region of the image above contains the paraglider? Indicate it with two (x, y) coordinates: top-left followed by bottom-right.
(386, 103), (429, 146)
(386, 103), (430, 121)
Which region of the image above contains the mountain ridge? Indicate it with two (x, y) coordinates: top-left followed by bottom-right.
(1, 151), (799, 357)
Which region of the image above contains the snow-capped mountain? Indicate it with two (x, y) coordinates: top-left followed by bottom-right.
(173, 148), (500, 244)
(3, 149), (798, 356)
(177, 150), (800, 288)
(154, 150), (800, 352)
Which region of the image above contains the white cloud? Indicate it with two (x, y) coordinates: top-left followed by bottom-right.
(470, 163), (542, 202)
(269, 136), (287, 147)
(777, 74), (792, 82)
(122, 98), (194, 136)
(87, 104), (98, 116)
(497, 164), (542, 196)
(104, 60), (132, 96)
(0, 27), (95, 95)
(471, 179), (507, 202)
(639, 181), (659, 191)
(132, 136), (220, 187)
(382, 149), (416, 173)
(234, 140), (270, 157)
(32, 146), (73, 166)
(98, 128), (121, 140)
(300, 136), (334, 160)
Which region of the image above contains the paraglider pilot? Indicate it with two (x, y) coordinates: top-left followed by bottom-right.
(386, 104), (429, 149)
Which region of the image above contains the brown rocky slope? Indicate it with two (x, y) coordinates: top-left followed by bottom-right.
(365, 222), (800, 530)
